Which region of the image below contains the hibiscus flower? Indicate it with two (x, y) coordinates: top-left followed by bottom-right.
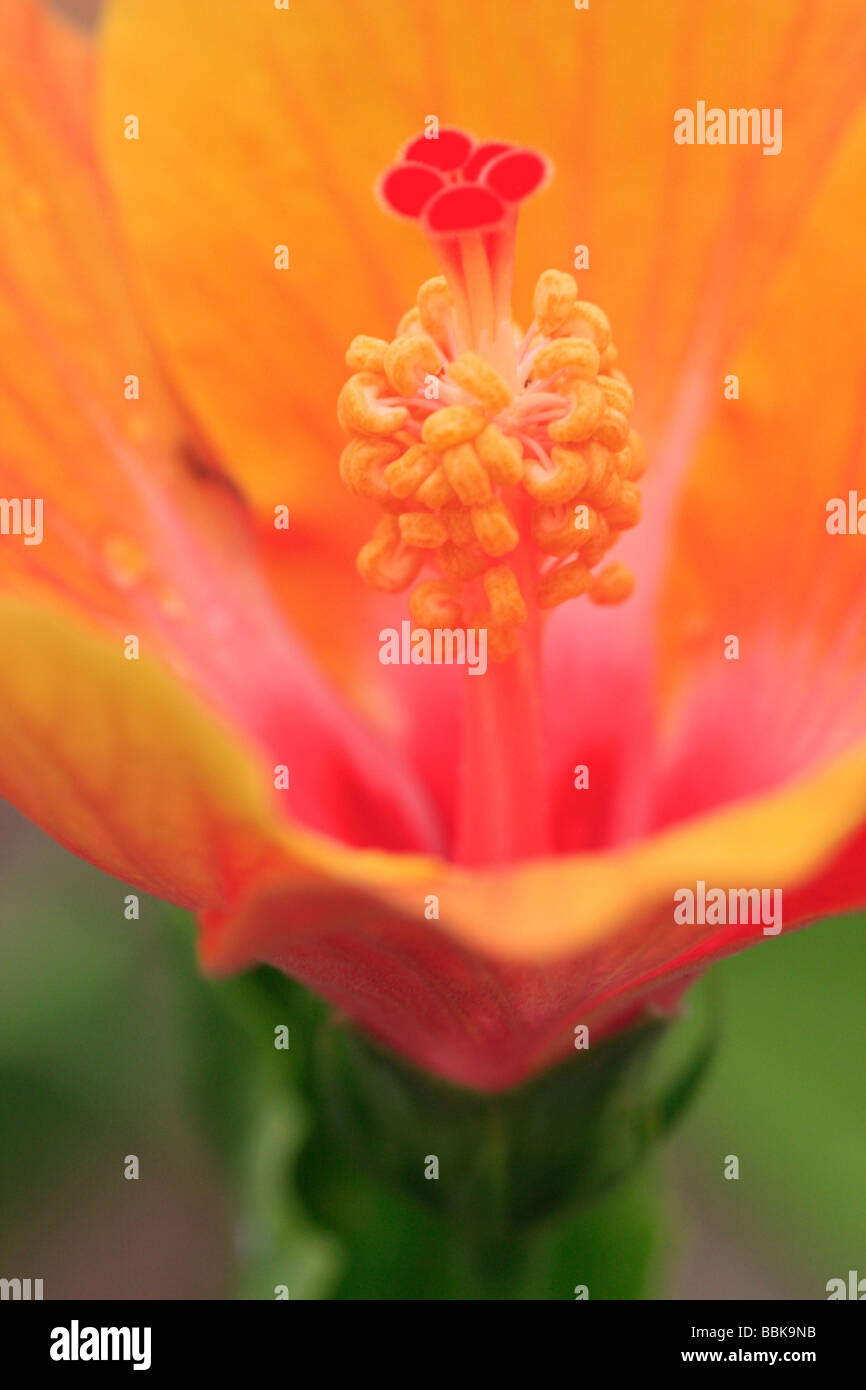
(2, 0), (865, 1090)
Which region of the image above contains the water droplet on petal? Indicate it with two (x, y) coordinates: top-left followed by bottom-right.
(102, 533), (148, 589)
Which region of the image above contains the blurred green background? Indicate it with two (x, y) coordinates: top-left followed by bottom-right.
(1, 801), (864, 1299)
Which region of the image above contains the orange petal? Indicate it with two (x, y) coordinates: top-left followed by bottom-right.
(0, 0), (187, 616)
(95, 0), (422, 684)
(98, 0), (420, 538)
(0, 0), (441, 855)
(547, 80), (866, 841)
(0, 0), (249, 638)
(579, 0), (866, 452)
(658, 104), (866, 779)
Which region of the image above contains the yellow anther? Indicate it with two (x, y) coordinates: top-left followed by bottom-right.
(337, 372), (408, 436)
(340, 257), (643, 642)
(398, 511), (449, 548)
(532, 338), (600, 381)
(548, 379), (605, 444)
(537, 558), (591, 609)
(475, 423), (523, 485)
(594, 407), (630, 452)
(417, 277), (453, 351)
(409, 578), (463, 629)
(483, 564), (526, 627)
(421, 403), (487, 452)
(471, 497), (520, 557)
(383, 334), (442, 397)
(469, 616), (519, 662)
(589, 561), (635, 605)
(339, 436), (403, 498)
(345, 335), (389, 373)
(396, 306), (423, 335)
(579, 514), (612, 568)
(383, 443), (437, 499)
(599, 373), (634, 415)
(604, 480), (643, 530)
(442, 442), (492, 505)
(357, 515), (423, 593)
(613, 443), (635, 480)
(486, 625), (520, 662)
(441, 503), (476, 546)
(579, 442), (621, 509)
(531, 502), (584, 557)
(617, 428), (646, 481)
(523, 444), (588, 504)
(438, 541), (487, 582)
(563, 301), (612, 353)
(447, 352), (513, 412)
(533, 269), (578, 336)
(416, 464), (455, 509)
(572, 505), (607, 552)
